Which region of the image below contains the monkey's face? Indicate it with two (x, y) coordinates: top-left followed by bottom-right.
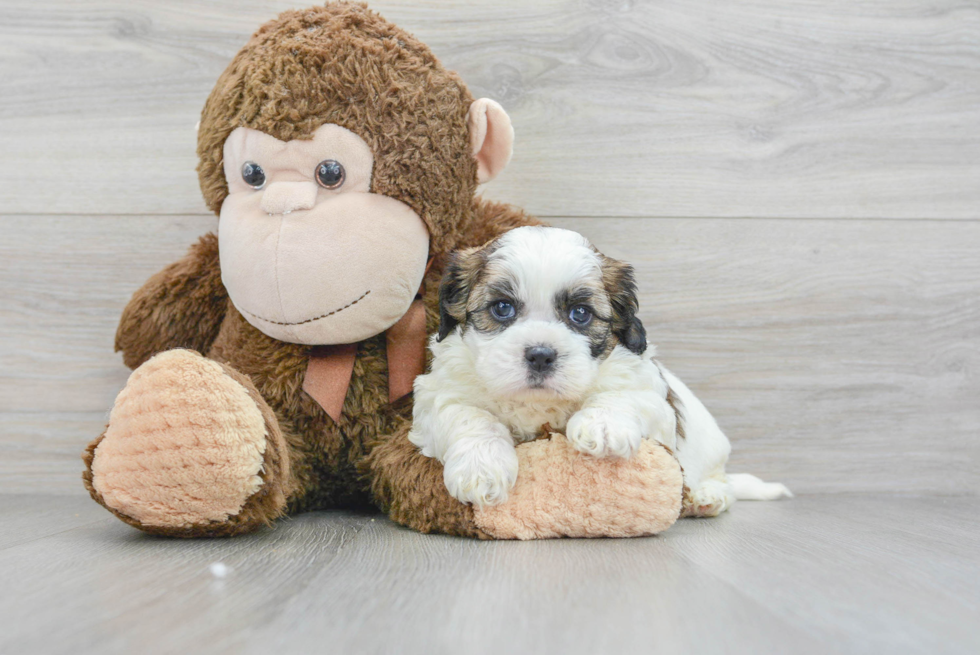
(218, 125), (429, 345)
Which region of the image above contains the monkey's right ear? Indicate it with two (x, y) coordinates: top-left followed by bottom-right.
(437, 250), (480, 342)
(467, 98), (514, 184)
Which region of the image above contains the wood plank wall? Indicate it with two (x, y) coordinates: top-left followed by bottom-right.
(1, 0), (978, 495)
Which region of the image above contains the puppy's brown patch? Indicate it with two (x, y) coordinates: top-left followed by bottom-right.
(467, 273), (520, 336)
(598, 253), (646, 354)
(655, 362), (686, 441)
(437, 242), (495, 340)
(554, 286), (614, 358)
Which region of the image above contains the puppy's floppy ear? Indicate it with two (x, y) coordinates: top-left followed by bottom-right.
(437, 248), (481, 342)
(601, 254), (647, 355)
(620, 315), (648, 355)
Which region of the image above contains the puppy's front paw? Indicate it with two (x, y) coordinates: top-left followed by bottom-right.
(442, 437), (519, 507)
(566, 407), (643, 458)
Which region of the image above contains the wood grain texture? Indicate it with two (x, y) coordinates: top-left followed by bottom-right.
(0, 494), (977, 655)
(2, 214), (977, 495)
(1, 0), (977, 218)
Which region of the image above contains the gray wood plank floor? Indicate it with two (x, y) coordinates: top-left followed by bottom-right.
(2, 0), (978, 218)
(0, 494), (976, 655)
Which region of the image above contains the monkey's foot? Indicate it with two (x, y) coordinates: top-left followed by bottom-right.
(474, 434), (684, 539)
(83, 349), (290, 537)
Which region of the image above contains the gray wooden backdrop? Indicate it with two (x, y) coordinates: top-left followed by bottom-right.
(1, 0), (978, 496)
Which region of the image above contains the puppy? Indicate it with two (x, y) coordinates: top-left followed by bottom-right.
(409, 226), (791, 515)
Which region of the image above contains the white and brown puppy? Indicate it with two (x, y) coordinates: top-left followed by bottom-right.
(409, 226), (791, 514)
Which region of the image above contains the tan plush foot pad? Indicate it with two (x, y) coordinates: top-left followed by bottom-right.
(91, 350), (268, 529)
(474, 435), (683, 540)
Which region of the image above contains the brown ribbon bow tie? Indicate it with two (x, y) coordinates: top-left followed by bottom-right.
(302, 263), (432, 422)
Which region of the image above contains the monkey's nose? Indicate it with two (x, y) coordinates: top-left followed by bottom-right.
(525, 346), (557, 374)
(260, 181), (319, 215)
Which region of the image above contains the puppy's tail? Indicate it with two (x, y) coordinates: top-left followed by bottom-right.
(728, 473), (793, 501)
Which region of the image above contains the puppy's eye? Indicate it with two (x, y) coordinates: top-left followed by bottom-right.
(241, 161), (266, 189)
(569, 305), (592, 326)
(315, 159), (346, 189)
(490, 301), (516, 321)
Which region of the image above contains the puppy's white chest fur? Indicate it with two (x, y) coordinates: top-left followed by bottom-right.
(411, 331), (582, 449)
(411, 332), (676, 453)
(446, 344), (669, 444)
(482, 395), (580, 442)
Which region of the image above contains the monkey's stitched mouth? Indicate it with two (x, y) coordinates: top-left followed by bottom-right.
(239, 290), (371, 326)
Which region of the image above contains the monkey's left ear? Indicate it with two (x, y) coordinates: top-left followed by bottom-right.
(467, 98), (514, 184)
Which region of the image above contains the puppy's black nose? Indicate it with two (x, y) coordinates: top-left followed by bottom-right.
(525, 346), (557, 373)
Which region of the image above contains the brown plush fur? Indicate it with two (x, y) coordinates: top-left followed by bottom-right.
(361, 401), (490, 539)
(197, 1), (482, 254)
(114, 233), (226, 370)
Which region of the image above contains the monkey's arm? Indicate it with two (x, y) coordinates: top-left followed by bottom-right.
(115, 232), (228, 369)
(363, 418), (491, 538)
(459, 198), (546, 248)
(366, 418), (682, 540)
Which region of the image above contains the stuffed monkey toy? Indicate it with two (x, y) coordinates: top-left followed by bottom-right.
(82, 2), (683, 539)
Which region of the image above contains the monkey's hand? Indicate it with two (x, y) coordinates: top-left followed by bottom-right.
(472, 432), (683, 539)
(115, 232), (228, 369)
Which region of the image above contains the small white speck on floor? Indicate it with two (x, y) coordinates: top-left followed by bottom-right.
(209, 562), (230, 578)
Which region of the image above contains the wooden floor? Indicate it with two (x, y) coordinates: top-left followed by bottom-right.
(0, 494), (975, 655)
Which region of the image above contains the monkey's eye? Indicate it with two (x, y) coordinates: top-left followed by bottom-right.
(568, 305), (592, 326)
(490, 301), (516, 321)
(241, 161), (266, 189)
(315, 160), (346, 189)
